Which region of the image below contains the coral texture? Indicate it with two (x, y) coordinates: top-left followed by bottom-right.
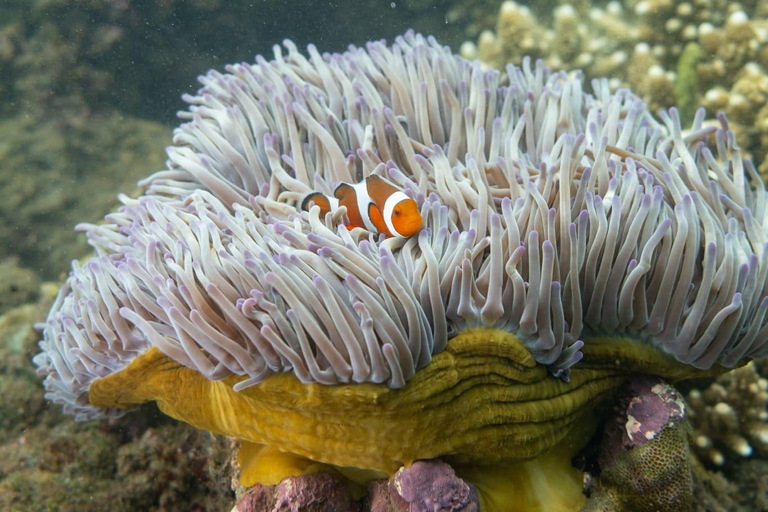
(34, 32), (768, 424)
(235, 472), (358, 512)
(389, 460), (479, 512)
(582, 376), (693, 511)
(463, 0), (768, 177)
(0, 293), (235, 512)
(687, 361), (768, 465)
(233, 459), (478, 512)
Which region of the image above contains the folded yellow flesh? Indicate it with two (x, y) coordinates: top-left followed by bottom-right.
(88, 328), (723, 511)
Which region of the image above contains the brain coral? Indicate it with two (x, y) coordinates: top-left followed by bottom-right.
(32, 30), (768, 510)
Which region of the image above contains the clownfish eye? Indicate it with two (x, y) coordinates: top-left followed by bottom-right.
(394, 210), (401, 216)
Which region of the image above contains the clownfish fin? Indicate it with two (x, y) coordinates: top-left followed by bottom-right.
(364, 173), (397, 191)
(367, 202), (390, 237)
(333, 181), (369, 230)
(333, 182), (354, 200)
(364, 174), (399, 208)
(301, 192), (333, 216)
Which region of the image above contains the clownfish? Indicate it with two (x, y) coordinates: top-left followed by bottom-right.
(300, 174), (423, 238)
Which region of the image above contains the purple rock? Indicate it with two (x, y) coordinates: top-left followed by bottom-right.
(236, 484), (277, 512)
(235, 473), (358, 512)
(367, 480), (409, 512)
(391, 460), (479, 512)
(273, 473), (359, 512)
(620, 375), (686, 448)
(597, 375), (687, 469)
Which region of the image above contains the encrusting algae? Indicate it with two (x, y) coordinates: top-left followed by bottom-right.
(34, 32), (768, 511)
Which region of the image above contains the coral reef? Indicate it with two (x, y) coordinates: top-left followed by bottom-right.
(7, 285), (765, 512)
(0, 0), (766, 507)
(0, 288), (235, 512)
(581, 376), (692, 511)
(31, 29), (768, 511)
(462, 0), (768, 176)
(574, 372), (768, 512)
(383, 460), (479, 512)
(675, 42), (704, 125)
(1, 0), (128, 121)
(687, 362), (768, 465)
(0, 413), (235, 512)
(0, 286), (56, 436)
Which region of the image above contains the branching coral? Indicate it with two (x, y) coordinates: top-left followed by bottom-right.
(463, 0), (768, 174)
(687, 362), (768, 465)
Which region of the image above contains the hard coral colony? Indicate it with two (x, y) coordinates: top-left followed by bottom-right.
(34, 32), (768, 511)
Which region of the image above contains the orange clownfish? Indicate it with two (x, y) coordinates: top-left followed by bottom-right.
(300, 174), (423, 238)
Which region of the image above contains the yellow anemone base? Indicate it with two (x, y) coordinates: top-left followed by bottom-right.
(88, 328), (723, 511)
(458, 448), (587, 512)
(237, 436), (591, 512)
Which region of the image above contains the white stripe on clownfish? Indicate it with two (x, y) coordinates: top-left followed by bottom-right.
(382, 191), (410, 237)
(300, 174), (422, 239)
(351, 181), (377, 232)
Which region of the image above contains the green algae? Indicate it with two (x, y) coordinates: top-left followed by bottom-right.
(675, 42), (703, 128)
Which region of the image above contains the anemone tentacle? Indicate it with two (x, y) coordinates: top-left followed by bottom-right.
(35, 31), (768, 420)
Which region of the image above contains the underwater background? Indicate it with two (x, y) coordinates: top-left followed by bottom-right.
(0, 0), (767, 510)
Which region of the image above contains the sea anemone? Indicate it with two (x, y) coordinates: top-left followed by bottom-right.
(34, 31), (768, 511)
